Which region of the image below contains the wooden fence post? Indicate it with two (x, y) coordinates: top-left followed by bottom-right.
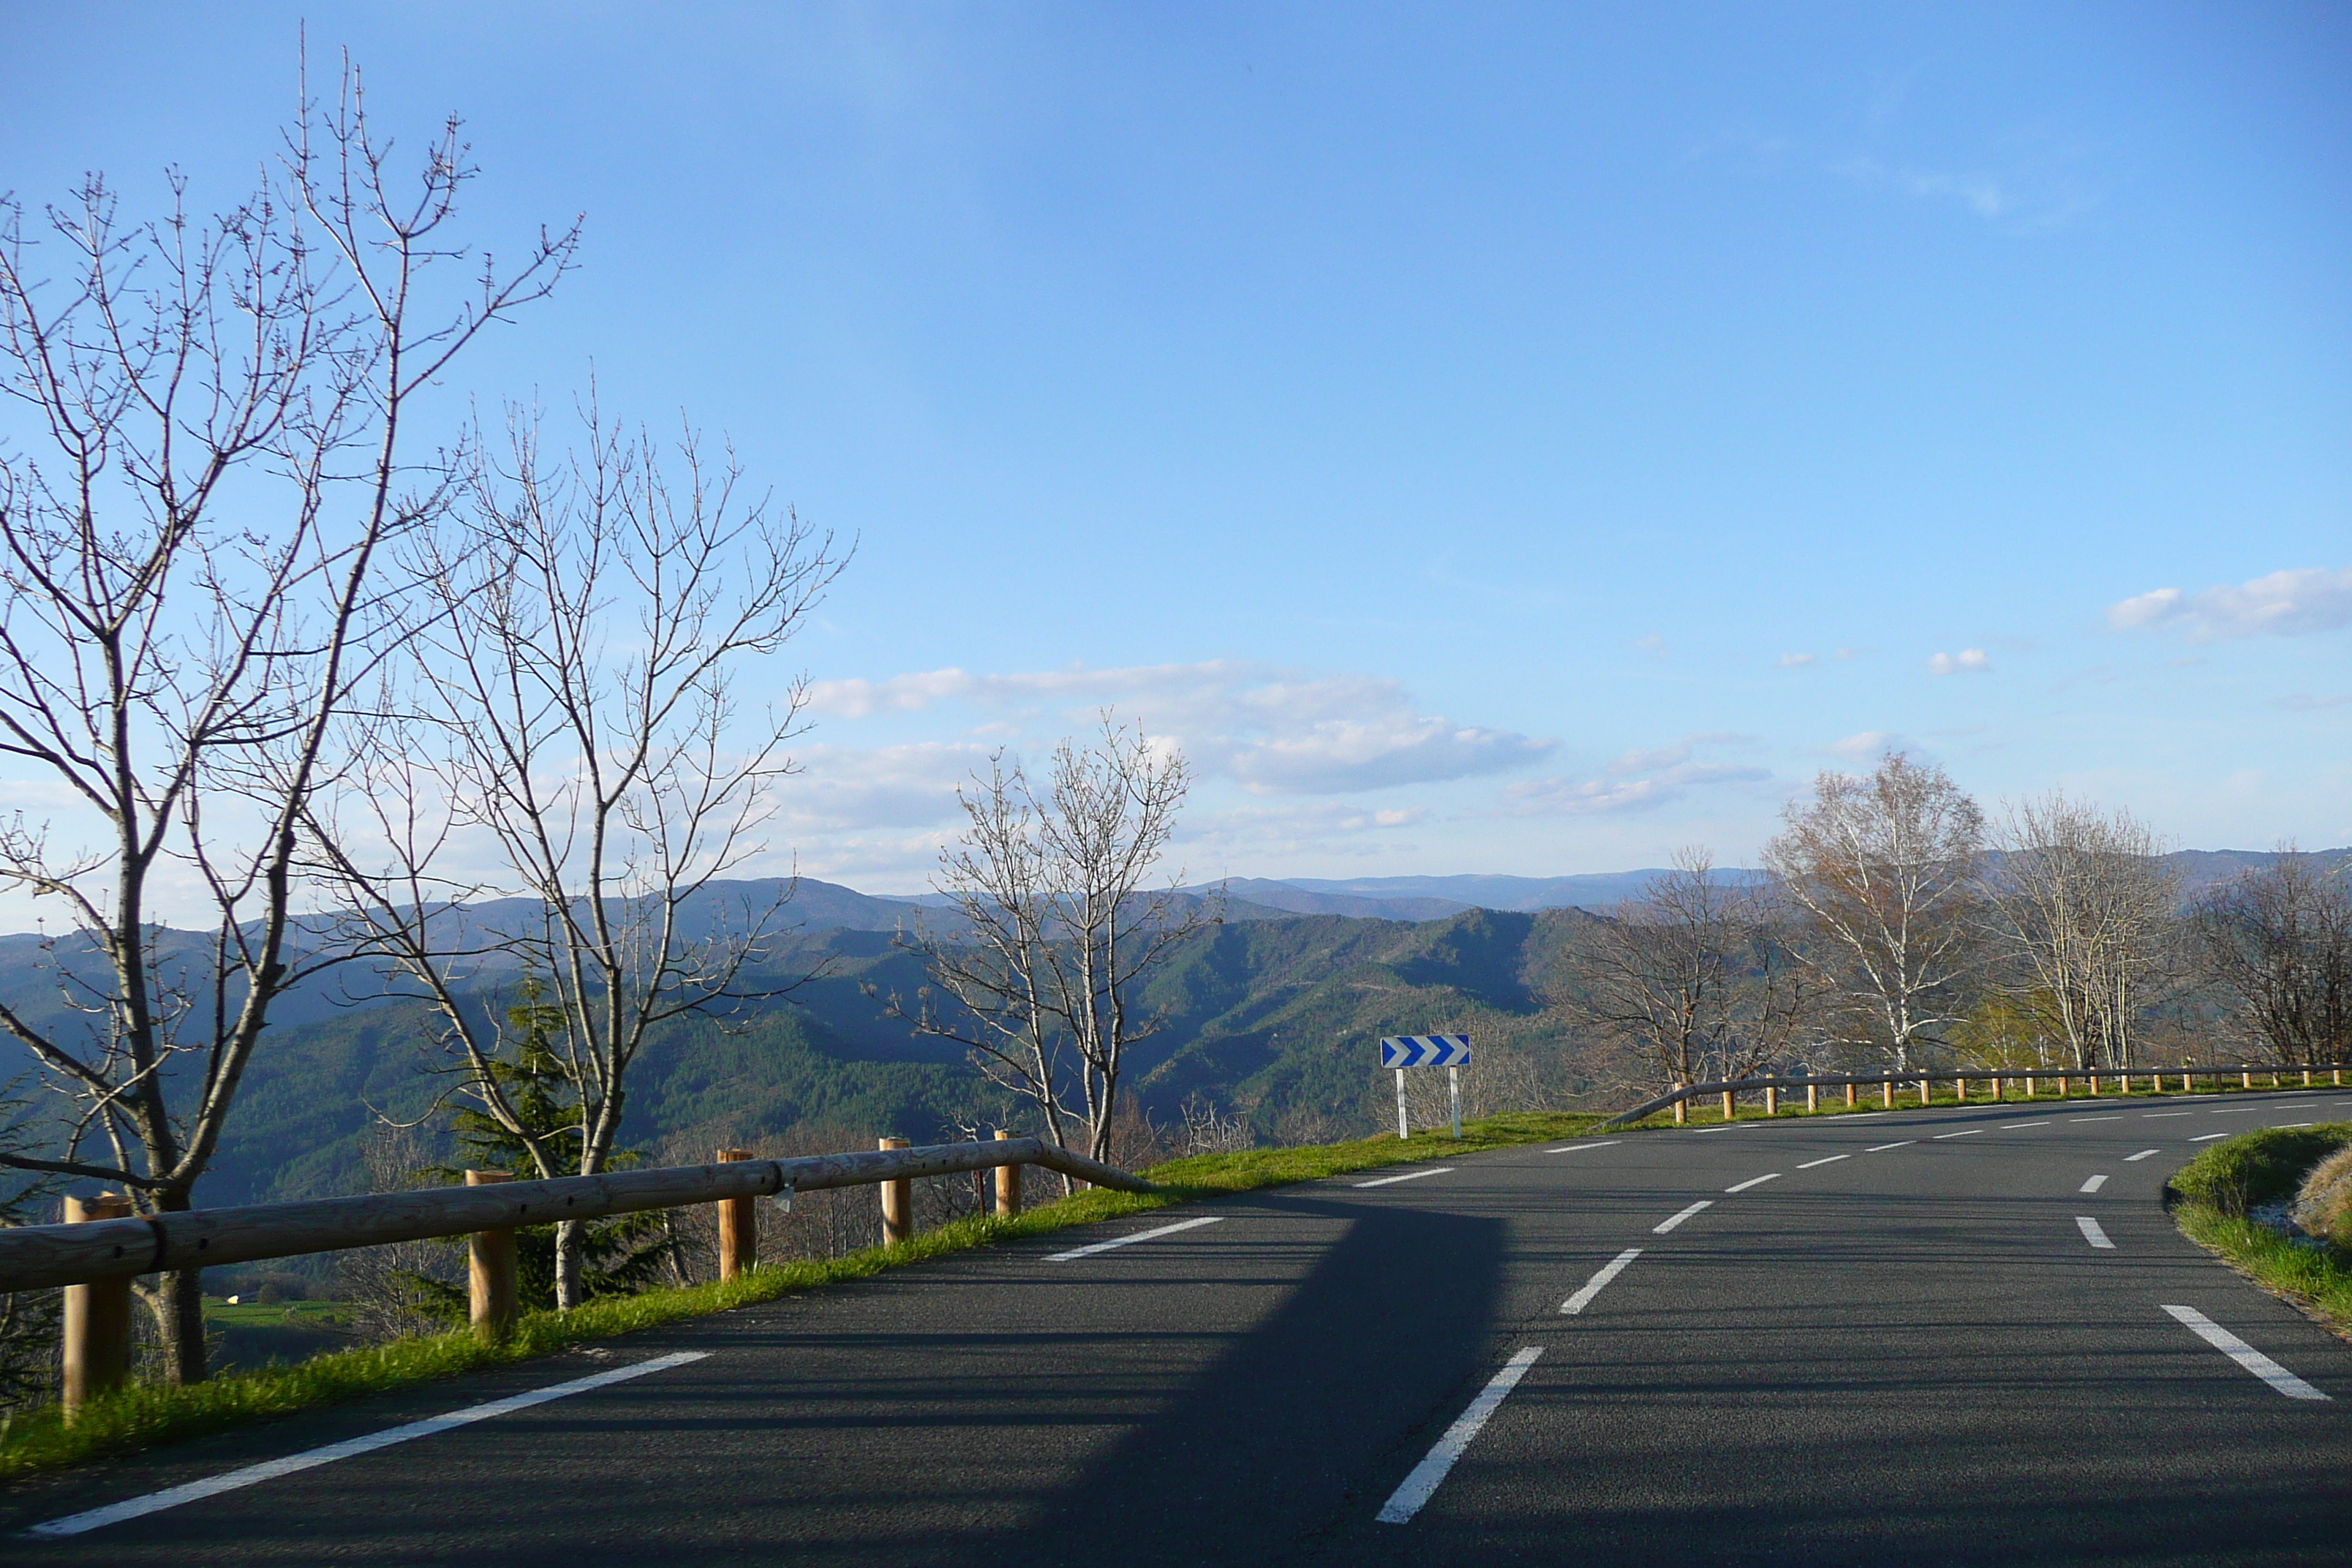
(994, 1130), (1021, 1217)
(1673, 1093), (1687, 1126)
(1918, 1077), (1931, 1106)
(1806, 1083), (1819, 1112)
(61, 1194), (134, 1420)
(879, 1137), (912, 1245)
(2242, 1068), (2253, 1089)
(1845, 1082), (1857, 1109)
(2089, 1073), (2101, 1097)
(715, 1148), (756, 1281)
(1764, 1085), (1779, 1117)
(1881, 1079), (1893, 1108)
(1722, 1089), (1736, 1123)
(1991, 1075), (2003, 1101)
(466, 1170), (517, 1345)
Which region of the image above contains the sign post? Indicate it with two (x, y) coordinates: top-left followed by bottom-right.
(1379, 1036), (1472, 1140)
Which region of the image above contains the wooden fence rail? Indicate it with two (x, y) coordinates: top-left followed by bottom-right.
(0, 1136), (1153, 1297)
(1596, 1063), (2352, 1132)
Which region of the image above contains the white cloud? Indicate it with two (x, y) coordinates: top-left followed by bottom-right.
(804, 660), (1553, 796)
(1778, 652), (1817, 668)
(1927, 649), (1990, 675)
(774, 742), (994, 832)
(1834, 154), (2005, 217)
(1830, 730), (1902, 758)
(1501, 734), (1770, 818)
(1181, 801), (1427, 860)
(1629, 633), (1668, 659)
(2108, 565), (2352, 641)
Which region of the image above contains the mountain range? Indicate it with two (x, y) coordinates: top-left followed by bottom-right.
(0, 846), (2336, 1222)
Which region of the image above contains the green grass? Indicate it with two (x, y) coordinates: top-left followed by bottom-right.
(2168, 1123), (2352, 1217)
(2168, 1124), (2352, 1343)
(0, 1109), (1605, 1481)
(203, 1298), (352, 1330)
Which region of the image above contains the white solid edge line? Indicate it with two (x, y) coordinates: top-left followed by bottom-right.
(1352, 1167), (1458, 1190)
(2125, 1149), (2161, 1161)
(1653, 1199), (1714, 1234)
(2076, 1215), (2115, 1249)
(23, 1351), (712, 1540)
(1560, 1248), (1643, 1314)
(2190, 1132), (2232, 1142)
(1375, 1346), (1544, 1524)
(2161, 1305), (2330, 1401)
(1796, 1154), (1850, 1169)
(1999, 1123), (2049, 1129)
(1865, 1141), (1915, 1153)
(1725, 1173), (1781, 1194)
(1933, 1128), (1985, 1139)
(2069, 1115), (2125, 1123)
(2081, 1174), (2108, 1193)
(1545, 1140), (1622, 1154)
(1047, 1215), (1224, 1260)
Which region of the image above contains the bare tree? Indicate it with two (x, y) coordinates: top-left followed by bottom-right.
(0, 61), (574, 1380)
(2190, 848), (2352, 1067)
(1560, 847), (1825, 1093)
(333, 1120), (458, 1343)
(896, 717), (1210, 1168)
(308, 403), (843, 1310)
(1983, 795), (2179, 1071)
(1761, 752), (1986, 1071)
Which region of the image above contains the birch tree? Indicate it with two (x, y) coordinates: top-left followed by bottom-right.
(2190, 849), (2352, 1067)
(1983, 795), (2178, 1071)
(897, 718), (1210, 1166)
(0, 63), (573, 1380)
(312, 406), (843, 1310)
(1561, 847), (1825, 1092)
(1761, 752), (1986, 1071)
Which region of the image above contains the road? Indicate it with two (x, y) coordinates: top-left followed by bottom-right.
(7, 1088), (2349, 1565)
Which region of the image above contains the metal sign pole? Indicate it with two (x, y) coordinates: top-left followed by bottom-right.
(1447, 1064), (1462, 1139)
(1395, 1068), (1410, 1140)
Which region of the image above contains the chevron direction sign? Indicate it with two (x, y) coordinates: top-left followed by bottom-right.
(1381, 1034), (1471, 1068)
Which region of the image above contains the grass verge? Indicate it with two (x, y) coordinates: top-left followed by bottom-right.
(0, 1109), (1603, 1482)
(2168, 1122), (2352, 1346)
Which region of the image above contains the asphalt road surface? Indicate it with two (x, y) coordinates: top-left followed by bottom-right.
(7, 1088), (2350, 1566)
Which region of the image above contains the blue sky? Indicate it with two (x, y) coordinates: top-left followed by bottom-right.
(4, 2), (2348, 902)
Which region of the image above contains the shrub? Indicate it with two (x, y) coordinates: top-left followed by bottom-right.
(2170, 1124), (2352, 1217)
(2292, 1147), (2352, 1243)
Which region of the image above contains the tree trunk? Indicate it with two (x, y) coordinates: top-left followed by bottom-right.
(553, 1218), (584, 1311)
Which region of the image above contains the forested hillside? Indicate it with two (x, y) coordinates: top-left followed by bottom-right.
(5, 902), (1610, 1210)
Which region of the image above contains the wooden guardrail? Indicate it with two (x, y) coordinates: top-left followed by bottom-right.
(2, 1134), (1154, 1417)
(1596, 1063), (2352, 1132)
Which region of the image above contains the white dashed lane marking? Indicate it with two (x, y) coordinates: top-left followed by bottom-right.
(2080, 1175), (2108, 1194)
(1560, 1248), (1642, 1315)
(1653, 1201), (1714, 1235)
(2161, 1305), (2330, 1401)
(1352, 1168), (1456, 1190)
(1796, 1155), (1850, 1170)
(1866, 1141), (1915, 1153)
(2125, 1149), (2161, 1161)
(2077, 1216), (2115, 1249)
(1725, 1174), (1781, 1194)
(22, 1352), (713, 1539)
(1376, 1347), (1544, 1524)
(1047, 1216), (1224, 1261)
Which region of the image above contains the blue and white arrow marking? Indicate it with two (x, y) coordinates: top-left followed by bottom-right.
(1380, 1034), (1471, 1068)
